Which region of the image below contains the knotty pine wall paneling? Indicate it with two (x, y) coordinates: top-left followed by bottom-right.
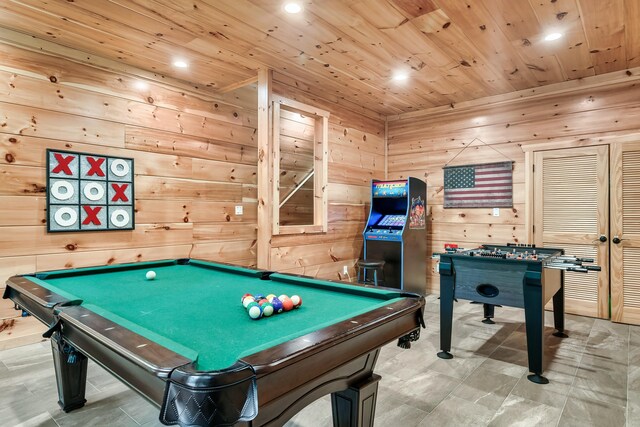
(0, 41), (258, 348)
(387, 76), (640, 294)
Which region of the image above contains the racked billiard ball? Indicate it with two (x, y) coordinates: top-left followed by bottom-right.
(262, 302), (274, 317)
(290, 295), (302, 308)
(242, 297), (255, 308)
(271, 297), (284, 314)
(245, 301), (259, 311)
(281, 296), (294, 311)
(247, 304), (262, 320)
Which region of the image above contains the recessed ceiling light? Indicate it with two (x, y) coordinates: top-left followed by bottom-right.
(284, 2), (302, 13)
(134, 81), (148, 90)
(173, 60), (189, 68)
(544, 32), (563, 41)
(392, 72), (409, 81)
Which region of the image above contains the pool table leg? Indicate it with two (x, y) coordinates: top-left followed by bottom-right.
(331, 374), (381, 427)
(51, 332), (88, 412)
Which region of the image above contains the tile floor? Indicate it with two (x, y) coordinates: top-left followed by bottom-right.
(1, 295), (638, 426)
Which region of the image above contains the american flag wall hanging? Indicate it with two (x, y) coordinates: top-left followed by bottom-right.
(443, 161), (514, 208)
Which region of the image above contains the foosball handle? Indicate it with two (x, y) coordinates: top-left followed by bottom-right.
(586, 265), (601, 271)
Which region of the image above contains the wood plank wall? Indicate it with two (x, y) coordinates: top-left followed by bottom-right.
(387, 76), (640, 294)
(271, 73), (386, 280)
(0, 41), (261, 348)
(0, 41), (385, 348)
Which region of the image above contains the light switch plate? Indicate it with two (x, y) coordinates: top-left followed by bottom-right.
(493, 208), (500, 217)
(235, 205), (243, 215)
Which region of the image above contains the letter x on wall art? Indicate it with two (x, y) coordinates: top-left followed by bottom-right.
(46, 149), (135, 232)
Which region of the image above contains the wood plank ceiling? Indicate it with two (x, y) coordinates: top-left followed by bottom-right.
(0, 0), (638, 115)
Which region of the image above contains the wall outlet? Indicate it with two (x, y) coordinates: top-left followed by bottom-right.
(235, 205), (243, 215)
(343, 265), (349, 275)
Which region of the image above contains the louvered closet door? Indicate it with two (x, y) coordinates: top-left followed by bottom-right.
(533, 146), (609, 318)
(611, 142), (640, 324)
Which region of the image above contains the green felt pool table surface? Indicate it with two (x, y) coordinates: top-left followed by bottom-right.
(30, 259), (406, 371)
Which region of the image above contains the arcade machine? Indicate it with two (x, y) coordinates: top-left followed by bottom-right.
(363, 177), (427, 294)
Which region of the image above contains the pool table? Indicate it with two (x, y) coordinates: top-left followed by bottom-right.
(3, 259), (425, 427)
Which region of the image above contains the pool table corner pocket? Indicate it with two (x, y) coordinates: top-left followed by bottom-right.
(160, 361), (258, 426)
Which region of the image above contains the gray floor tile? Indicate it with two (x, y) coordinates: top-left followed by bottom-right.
(452, 366), (519, 411)
(488, 395), (562, 427)
(571, 353), (628, 407)
(285, 397), (332, 427)
(378, 370), (460, 413)
(559, 394), (626, 427)
(419, 395), (494, 427)
(508, 369), (573, 409)
(376, 403), (428, 427)
(478, 357), (528, 378)
(3, 301), (640, 427)
(628, 390), (640, 427)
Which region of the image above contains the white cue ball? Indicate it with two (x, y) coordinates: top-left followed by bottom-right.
(145, 270), (156, 280)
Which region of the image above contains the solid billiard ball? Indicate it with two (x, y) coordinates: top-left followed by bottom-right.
(257, 298), (269, 306)
(242, 297), (255, 308)
(145, 271), (156, 280)
(281, 296), (293, 311)
(271, 297), (284, 314)
(290, 295), (302, 308)
(254, 294), (266, 301)
(245, 301), (259, 311)
(262, 302), (274, 317)
(247, 305), (262, 320)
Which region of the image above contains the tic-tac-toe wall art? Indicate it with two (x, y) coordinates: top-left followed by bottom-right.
(47, 149), (135, 232)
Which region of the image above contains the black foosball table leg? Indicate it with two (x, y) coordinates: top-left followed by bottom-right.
(523, 269), (548, 384)
(527, 374), (549, 384)
(552, 271), (568, 338)
(482, 303), (495, 324)
(437, 260), (454, 360)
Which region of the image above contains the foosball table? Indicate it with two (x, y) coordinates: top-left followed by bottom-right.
(437, 243), (600, 384)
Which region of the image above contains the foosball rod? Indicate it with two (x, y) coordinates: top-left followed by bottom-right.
(553, 256), (595, 263)
(545, 263), (601, 272)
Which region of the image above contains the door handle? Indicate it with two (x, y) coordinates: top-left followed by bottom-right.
(612, 236), (624, 244)
(598, 235), (607, 243)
